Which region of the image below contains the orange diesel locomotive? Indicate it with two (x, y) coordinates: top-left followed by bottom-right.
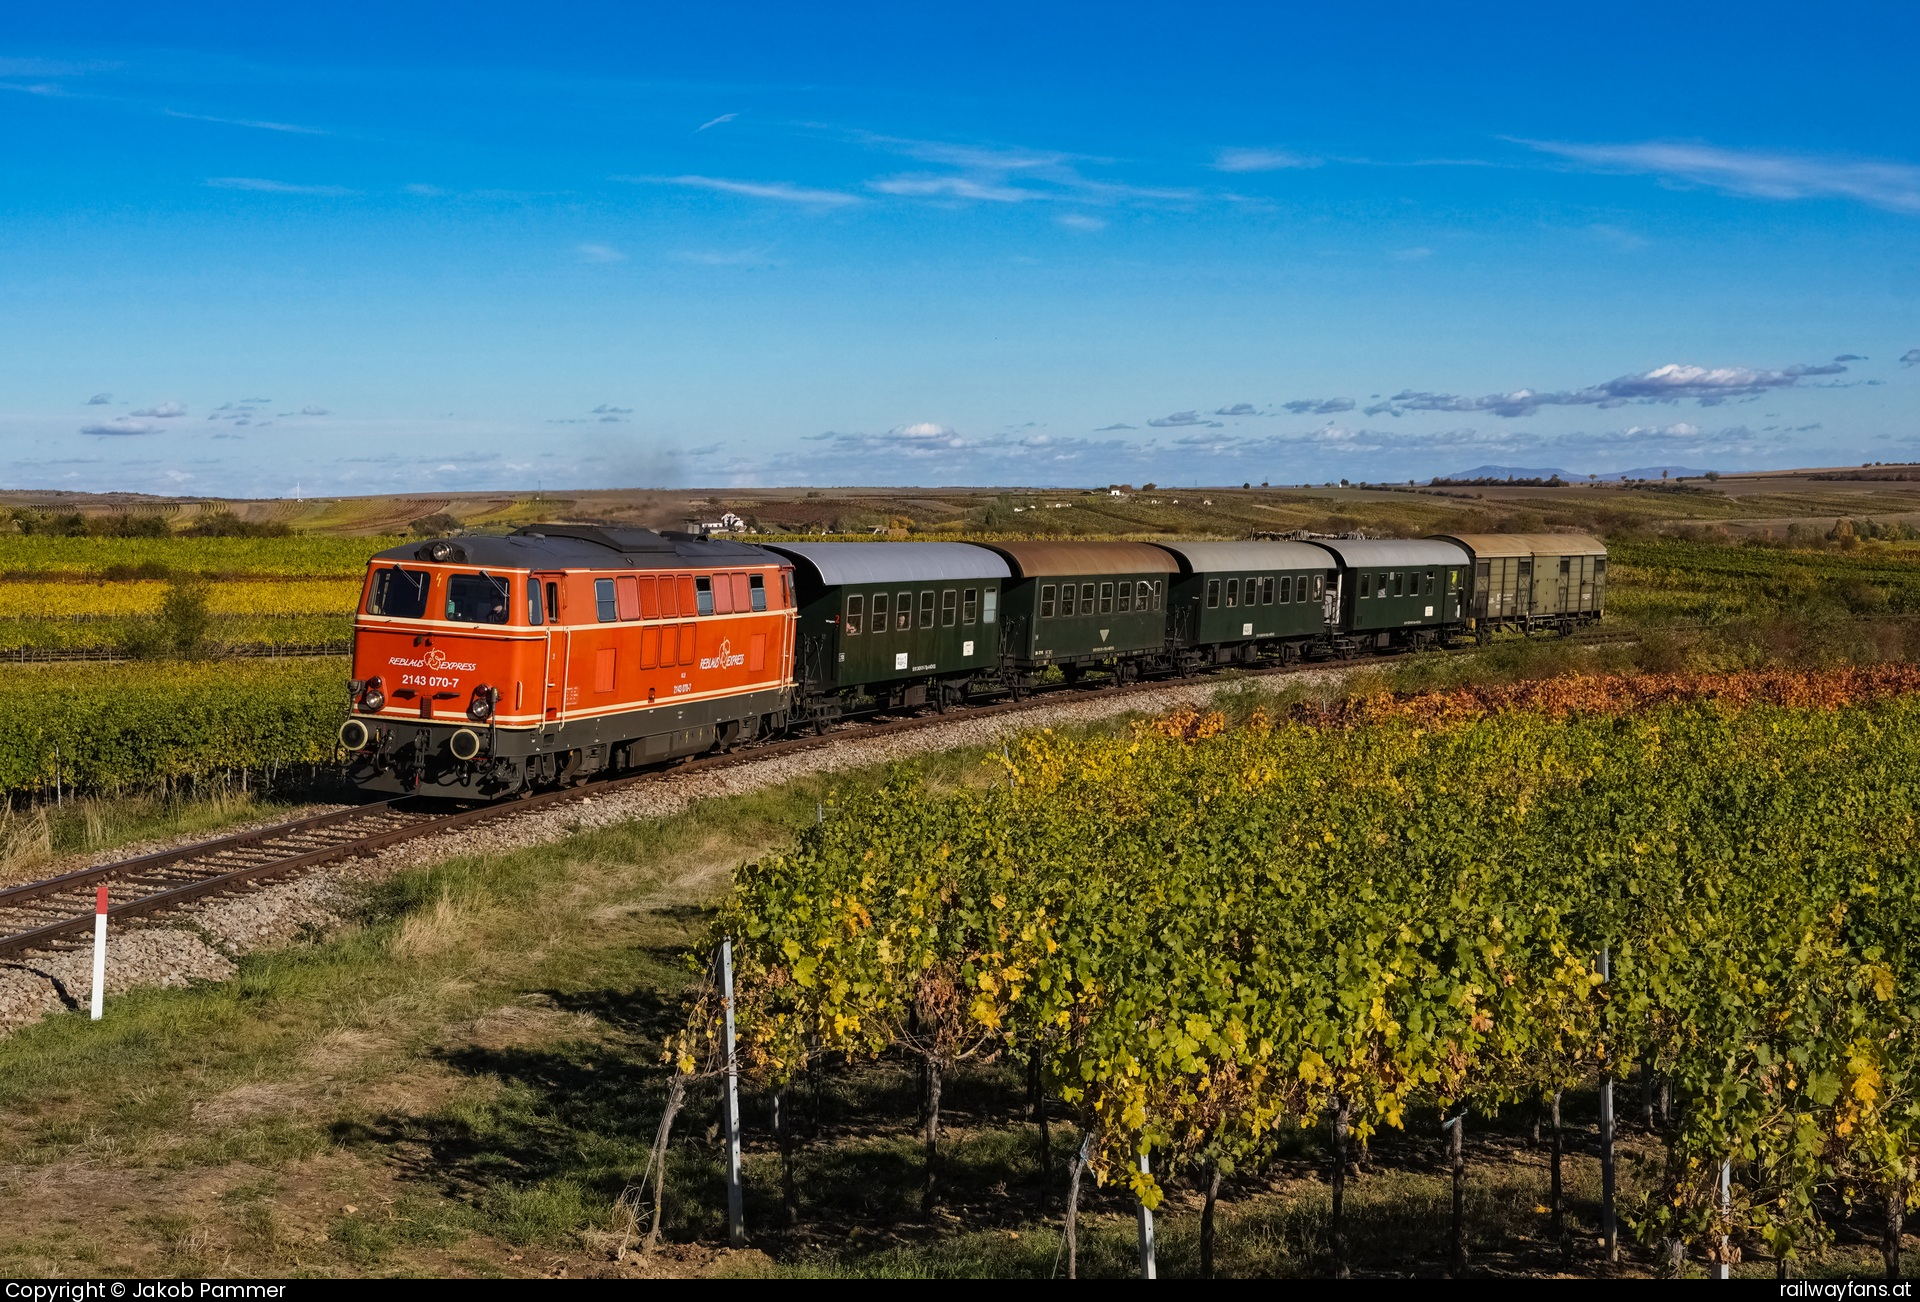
(338, 526), (795, 795)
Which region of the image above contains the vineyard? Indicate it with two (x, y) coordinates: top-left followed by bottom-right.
(0, 659), (347, 797)
(682, 681), (1920, 1276)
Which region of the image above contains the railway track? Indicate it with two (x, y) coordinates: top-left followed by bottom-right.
(0, 627), (1622, 963)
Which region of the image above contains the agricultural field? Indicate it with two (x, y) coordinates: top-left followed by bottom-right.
(3, 674), (1918, 1277)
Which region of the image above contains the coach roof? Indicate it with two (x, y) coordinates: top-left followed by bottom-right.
(370, 525), (774, 571)
(760, 542), (1011, 586)
(1307, 538), (1471, 569)
(1429, 532), (1608, 559)
(983, 541), (1181, 578)
(1152, 540), (1339, 574)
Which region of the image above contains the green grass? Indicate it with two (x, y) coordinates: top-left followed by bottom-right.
(0, 535), (401, 579)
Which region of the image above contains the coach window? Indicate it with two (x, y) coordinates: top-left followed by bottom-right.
(941, 590), (958, 626)
(1279, 575), (1292, 604)
(749, 574), (768, 611)
(1137, 581), (1152, 610)
(1078, 582), (1093, 612)
(593, 578), (618, 622)
(1248, 577), (1260, 605)
(368, 566), (431, 619)
(1225, 578), (1238, 608)
(983, 589), (998, 624)
(695, 576), (716, 616)
(896, 593), (912, 630)
(527, 578), (544, 625)
(1358, 574), (1370, 599)
(1426, 570), (1437, 595)
(844, 594), (864, 636)
(871, 592), (889, 630)
(963, 589), (979, 625)
(1117, 582), (1132, 613)
(1152, 581), (1163, 610)
(1099, 582), (1115, 614)
(919, 590), (936, 628)
(1059, 583), (1076, 617)
(1206, 579), (1220, 609)
(1040, 584), (1057, 618)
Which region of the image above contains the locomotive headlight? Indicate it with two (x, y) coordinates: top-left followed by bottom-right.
(359, 675), (386, 713)
(467, 684), (496, 722)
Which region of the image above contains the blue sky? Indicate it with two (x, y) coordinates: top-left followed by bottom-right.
(2, 1), (1917, 497)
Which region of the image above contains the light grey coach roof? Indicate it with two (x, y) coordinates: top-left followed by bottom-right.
(1307, 538), (1471, 569)
(1152, 541), (1338, 575)
(758, 542), (1011, 587)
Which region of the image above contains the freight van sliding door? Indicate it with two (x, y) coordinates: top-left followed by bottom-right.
(534, 573), (569, 723)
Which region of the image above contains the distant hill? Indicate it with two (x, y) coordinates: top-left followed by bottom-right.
(1442, 465), (1568, 480)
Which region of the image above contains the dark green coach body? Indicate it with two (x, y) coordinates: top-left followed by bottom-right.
(982, 541), (1180, 670)
(1155, 540), (1341, 649)
(1307, 538), (1470, 643)
(759, 542), (1009, 708)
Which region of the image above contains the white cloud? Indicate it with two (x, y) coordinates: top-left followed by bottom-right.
(577, 243), (627, 263)
(1364, 359), (1850, 418)
(870, 175), (1038, 202)
(80, 417), (163, 436)
(1281, 398), (1355, 415)
(85, 392), (110, 405)
(130, 401), (186, 417)
(1147, 411), (1223, 429)
(1057, 213), (1107, 231)
(1393, 247), (1433, 261)
(403, 183), (446, 196)
(207, 177), (355, 196)
(165, 109), (325, 135)
(1212, 147), (1320, 173)
(1522, 139), (1920, 215)
(623, 174), (861, 206)
(696, 113), (738, 131)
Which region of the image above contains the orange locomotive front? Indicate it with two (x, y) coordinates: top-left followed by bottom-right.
(338, 525), (796, 796)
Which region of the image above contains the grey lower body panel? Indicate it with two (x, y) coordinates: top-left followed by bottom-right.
(345, 686), (792, 796)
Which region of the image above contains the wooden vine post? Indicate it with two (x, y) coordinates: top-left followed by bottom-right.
(720, 938), (745, 1249)
(1598, 945), (1617, 1265)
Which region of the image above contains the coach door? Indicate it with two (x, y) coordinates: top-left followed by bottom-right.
(533, 572), (570, 723)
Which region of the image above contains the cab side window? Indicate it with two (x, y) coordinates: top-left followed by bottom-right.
(527, 578), (545, 625)
(844, 594), (864, 636)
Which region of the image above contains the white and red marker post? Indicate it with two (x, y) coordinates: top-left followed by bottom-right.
(90, 884), (108, 1020)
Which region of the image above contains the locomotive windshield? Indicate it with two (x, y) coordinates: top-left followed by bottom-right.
(446, 572), (512, 624)
(367, 566), (431, 618)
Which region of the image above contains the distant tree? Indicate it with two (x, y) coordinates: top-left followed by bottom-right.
(184, 510), (292, 538)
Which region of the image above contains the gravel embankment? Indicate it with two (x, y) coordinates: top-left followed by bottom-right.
(0, 670), (1338, 1037)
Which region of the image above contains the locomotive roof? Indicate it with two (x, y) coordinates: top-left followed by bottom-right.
(982, 541), (1181, 578)
(1428, 532), (1608, 559)
(1151, 540), (1338, 574)
(1306, 538), (1471, 569)
(759, 541), (1011, 586)
(371, 525), (774, 571)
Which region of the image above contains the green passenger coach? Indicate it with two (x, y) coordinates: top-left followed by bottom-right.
(1307, 538), (1470, 651)
(761, 542), (1010, 722)
(983, 541), (1181, 689)
(1155, 540), (1341, 667)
